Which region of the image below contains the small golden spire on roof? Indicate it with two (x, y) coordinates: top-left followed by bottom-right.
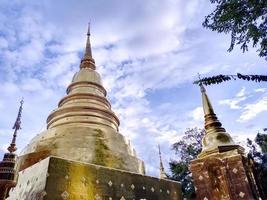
(80, 23), (96, 70)
(158, 145), (167, 179)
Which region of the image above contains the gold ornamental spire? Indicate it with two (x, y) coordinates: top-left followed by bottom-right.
(158, 145), (167, 179)
(80, 23), (96, 70)
(200, 84), (226, 134)
(199, 84), (235, 156)
(7, 98), (24, 153)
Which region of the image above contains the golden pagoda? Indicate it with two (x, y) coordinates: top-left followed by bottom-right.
(18, 25), (145, 174)
(190, 84), (261, 200)
(5, 26), (182, 200)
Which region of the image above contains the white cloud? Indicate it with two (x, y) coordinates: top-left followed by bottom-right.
(239, 96), (267, 122)
(219, 97), (246, 109)
(1, 144), (8, 153)
(189, 106), (203, 122)
(21, 78), (43, 92)
(236, 87), (246, 97)
(0, 82), (19, 95)
(255, 88), (267, 93)
(219, 87), (247, 109)
(218, 87), (267, 125)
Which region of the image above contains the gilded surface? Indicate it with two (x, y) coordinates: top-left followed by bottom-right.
(8, 157), (182, 200)
(18, 32), (145, 174)
(19, 127), (144, 174)
(199, 85), (236, 157)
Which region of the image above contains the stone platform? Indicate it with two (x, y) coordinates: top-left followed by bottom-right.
(7, 157), (182, 200)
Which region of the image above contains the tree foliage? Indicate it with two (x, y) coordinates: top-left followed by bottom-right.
(169, 128), (267, 199)
(255, 132), (267, 153)
(194, 73), (267, 86)
(247, 130), (267, 198)
(169, 128), (205, 199)
(203, 0), (267, 59)
(247, 138), (263, 163)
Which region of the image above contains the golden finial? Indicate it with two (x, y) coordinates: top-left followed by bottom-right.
(7, 98), (24, 153)
(80, 23), (95, 70)
(158, 144), (167, 179)
(200, 83), (216, 116)
(198, 73), (214, 115)
(198, 73), (206, 94)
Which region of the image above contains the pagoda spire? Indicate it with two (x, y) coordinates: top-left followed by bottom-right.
(0, 99), (23, 200)
(7, 98), (24, 153)
(80, 23), (96, 70)
(158, 145), (167, 179)
(199, 84), (235, 157)
(200, 84), (226, 134)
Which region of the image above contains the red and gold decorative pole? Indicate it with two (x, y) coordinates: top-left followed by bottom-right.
(0, 99), (23, 200)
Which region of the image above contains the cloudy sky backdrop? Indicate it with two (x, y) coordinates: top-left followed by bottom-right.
(0, 0), (266, 176)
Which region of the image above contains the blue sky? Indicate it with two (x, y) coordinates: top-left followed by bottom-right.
(0, 0), (266, 176)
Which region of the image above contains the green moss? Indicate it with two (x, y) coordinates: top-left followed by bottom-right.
(216, 133), (230, 143)
(92, 129), (125, 169)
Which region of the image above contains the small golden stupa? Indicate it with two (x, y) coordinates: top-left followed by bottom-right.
(5, 26), (182, 200)
(198, 84), (239, 157)
(190, 84), (261, 200)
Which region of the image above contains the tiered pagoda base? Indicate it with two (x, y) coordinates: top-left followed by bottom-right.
(7, 157), (182, 200)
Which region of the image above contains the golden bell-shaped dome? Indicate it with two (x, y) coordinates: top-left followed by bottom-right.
(72, 68), (102, 85)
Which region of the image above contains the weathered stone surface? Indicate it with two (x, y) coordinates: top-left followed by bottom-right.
(190, 149), (258, 200)
(8, 157), (182, 200)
